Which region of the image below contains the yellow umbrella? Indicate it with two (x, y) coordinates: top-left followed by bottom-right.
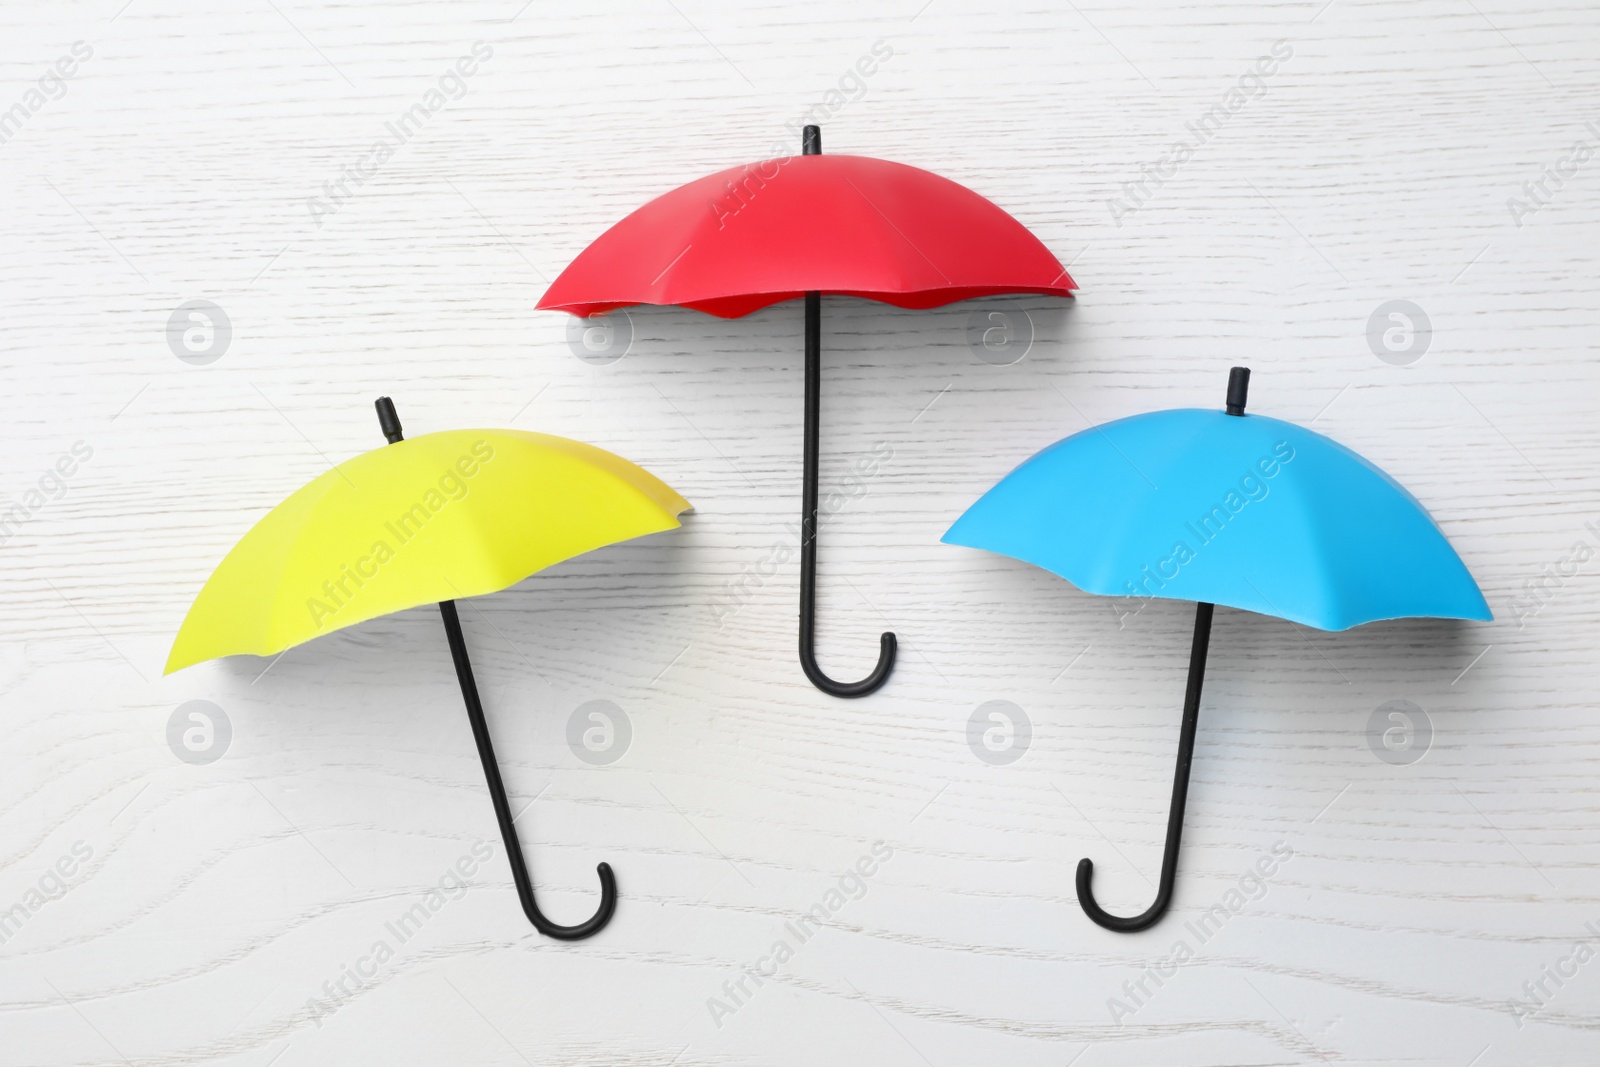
(167, 398), (690, 939)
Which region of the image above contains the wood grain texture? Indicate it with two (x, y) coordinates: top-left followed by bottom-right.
(2, 0), (1598, 1063)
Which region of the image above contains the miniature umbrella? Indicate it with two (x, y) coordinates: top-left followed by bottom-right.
(539, 125), (1075, 697)
(943, 368), (1490, 932)
(167, 398), (690, 940)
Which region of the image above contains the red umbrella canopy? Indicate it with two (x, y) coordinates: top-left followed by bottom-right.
(538, 153), (1076, 319)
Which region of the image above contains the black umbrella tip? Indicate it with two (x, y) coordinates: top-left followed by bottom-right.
(802, 125), (821, 155)
(1225, 367), (1250, 416)
(375, 396), (404, 443)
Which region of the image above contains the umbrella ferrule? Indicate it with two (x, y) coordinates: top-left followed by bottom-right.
(1225, 366), (1250, 416)
(375, 396), (405, 443)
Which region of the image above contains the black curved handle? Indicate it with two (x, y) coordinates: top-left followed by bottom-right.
(1076, 857), (1172, 934)
(378, 398), (616, 940)
(439, 602), (617, 940)
(535, 861), (616, 941)
(1077, 601), (1213, 933)
(797, 291), (897, 698)
(799, 626), (897, 698)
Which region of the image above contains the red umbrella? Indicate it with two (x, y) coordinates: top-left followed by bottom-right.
(540, 126), (1075, 696)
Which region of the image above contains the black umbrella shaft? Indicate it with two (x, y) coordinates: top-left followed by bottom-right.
(439, 601), (532, 905)
(437, 600), (616, 940)
(800, 290), (823, 615)
(797, 292), (897, 697)
(1160, 601), (1214, 903)
(1076, 601), (1213, 932)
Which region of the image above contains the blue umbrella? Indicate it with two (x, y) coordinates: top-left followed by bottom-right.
(943, 368), (1490, 932)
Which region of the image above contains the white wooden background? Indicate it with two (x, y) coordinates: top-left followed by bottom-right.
(3, 1), (1598, 1063)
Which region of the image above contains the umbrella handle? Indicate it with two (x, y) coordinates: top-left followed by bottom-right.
(1076, 601), (1214, 933)
(798, 290), (898, 698)
(439, 600), (618, 940)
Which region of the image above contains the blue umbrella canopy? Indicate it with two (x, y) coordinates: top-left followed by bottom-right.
(943, 403), (1489, 631)
(942, 368), (1490, 934)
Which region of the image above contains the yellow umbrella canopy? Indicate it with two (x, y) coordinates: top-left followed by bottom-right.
(167, 398), (690, 940)
(168, 425), (688, 672)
